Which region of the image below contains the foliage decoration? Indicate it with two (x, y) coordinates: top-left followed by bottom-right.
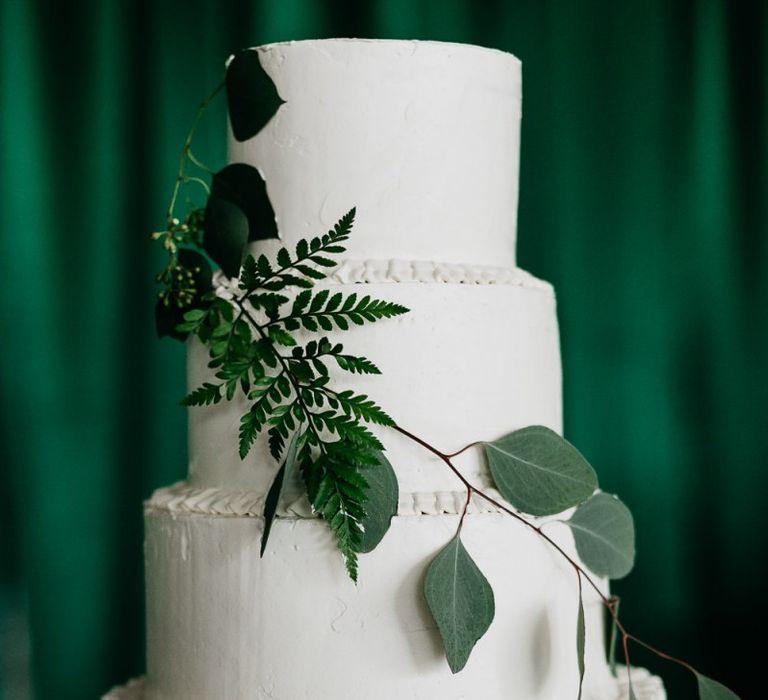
(203, 163), (279, 277)
(151, 74), (741, 700)
(203, 195), (249, 278)
(355, 449), (398, 553)
(576, 573), (585, 700)
(260, 430), (303, 556)
(424, 534), (495, 673)
(696, 674), (740, 700)
(226, 49), (285, 141)
(566, 492), (635, 579)
(484, 425), (597, 516)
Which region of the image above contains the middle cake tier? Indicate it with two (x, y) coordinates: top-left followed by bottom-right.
(187, 261), (562, 497)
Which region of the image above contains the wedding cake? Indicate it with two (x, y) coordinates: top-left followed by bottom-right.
(107, 39), (665, 699)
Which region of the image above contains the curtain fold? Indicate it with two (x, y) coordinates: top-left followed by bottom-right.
(1, 1), (762, 697)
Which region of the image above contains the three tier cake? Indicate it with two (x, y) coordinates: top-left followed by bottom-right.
(107, 39), (665, 700)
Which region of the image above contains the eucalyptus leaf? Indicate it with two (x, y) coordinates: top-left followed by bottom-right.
(696, 672), (740, 700)
(424, 535), (495, 673)
(576, 589), (585, 700)
(260, 432), (302, 556)
(566, 493), (635, 579)
(484, 425), (598, 516)
(356, 450), (398, 553)
(357, 450), (400, 553)
(210, 163), (278, 242)
(226, 49), (285, 141)
(203, 195), (248, 278)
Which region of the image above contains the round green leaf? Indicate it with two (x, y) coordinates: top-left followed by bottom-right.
(484, 426), (598, 516)
(356, 450), (398, 553)
(203, 195), (248, 278)
(424, 535), (495, 673)
(696, 673), (741, 700)
(566, 493), (635, 579)
(226, 49), (285, 142)
(210, 163), (278, 242)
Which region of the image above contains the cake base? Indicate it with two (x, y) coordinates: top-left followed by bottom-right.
(104, 667), (665, 699)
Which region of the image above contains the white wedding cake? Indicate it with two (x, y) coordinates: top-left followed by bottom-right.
(107, 39), (665, 699)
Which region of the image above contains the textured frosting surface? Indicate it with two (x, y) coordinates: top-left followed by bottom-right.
(187, 272), (561, 495)
(231, 39), (521, 267)
(144, 508), (617, 700)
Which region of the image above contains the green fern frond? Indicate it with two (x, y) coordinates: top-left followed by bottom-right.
(181, 382), (223, 406)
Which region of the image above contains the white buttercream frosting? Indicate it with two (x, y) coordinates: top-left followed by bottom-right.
(211, 258), (552, 294)
(232, 39), (521, 268)
(187, 276), (562, 496)
(148, 481), (518, 518)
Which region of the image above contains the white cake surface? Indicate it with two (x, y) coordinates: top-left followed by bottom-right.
(106, 38), (665, 700)
(231, 38), (522, 268)
(187, 265), (562, 498)
(141, 511), (617, 700)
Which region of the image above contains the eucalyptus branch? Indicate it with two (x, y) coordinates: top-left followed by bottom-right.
(392, 423), (708, 692)
(391, 424), (611, 607)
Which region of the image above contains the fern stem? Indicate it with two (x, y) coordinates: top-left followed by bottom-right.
(237, 301), (327, 455)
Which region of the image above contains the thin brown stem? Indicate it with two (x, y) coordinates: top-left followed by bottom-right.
(444, 440), (483, 459)
(457, 486), (473, 534)
(391, 423), (611, 608)
(625, 633), (696, 675)
(390, 420), (704, 685)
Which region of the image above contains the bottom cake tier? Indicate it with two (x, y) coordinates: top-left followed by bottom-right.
(117, 486), (665, 700)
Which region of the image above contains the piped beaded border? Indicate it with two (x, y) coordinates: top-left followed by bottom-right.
(213, 259), (554, 297)
(145, 481), (508, 519)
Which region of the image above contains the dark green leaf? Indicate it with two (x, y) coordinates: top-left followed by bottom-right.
(424, 535), (495, 673)
(210, 163), (277, 243)
(356, 450), (398, 553)
(608, 599), (620, 676)
(260, 431), (301, 556)
(576, 580), (585, 700)
(225, 49), (285, 142)
(239, 254), (258, 289)
(310, 289), (329, 312)
(696, 673), (740, 700)
(268, 326), (296, 347)
(181, 382), (222, 406)
(566, 493), (635, 579)
(484, 426), (598, 516)
(334, 354), (381, 375)
(203, 196), (248, 278)
(277, 247), (291, 268)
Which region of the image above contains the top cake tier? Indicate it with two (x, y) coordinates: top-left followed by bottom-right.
(229, 39), (522, 269)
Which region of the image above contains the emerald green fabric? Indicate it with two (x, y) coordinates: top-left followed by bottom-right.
(1, 1), (763, 698)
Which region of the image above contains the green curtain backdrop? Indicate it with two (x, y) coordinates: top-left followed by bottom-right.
(1, 1), (764, 697)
